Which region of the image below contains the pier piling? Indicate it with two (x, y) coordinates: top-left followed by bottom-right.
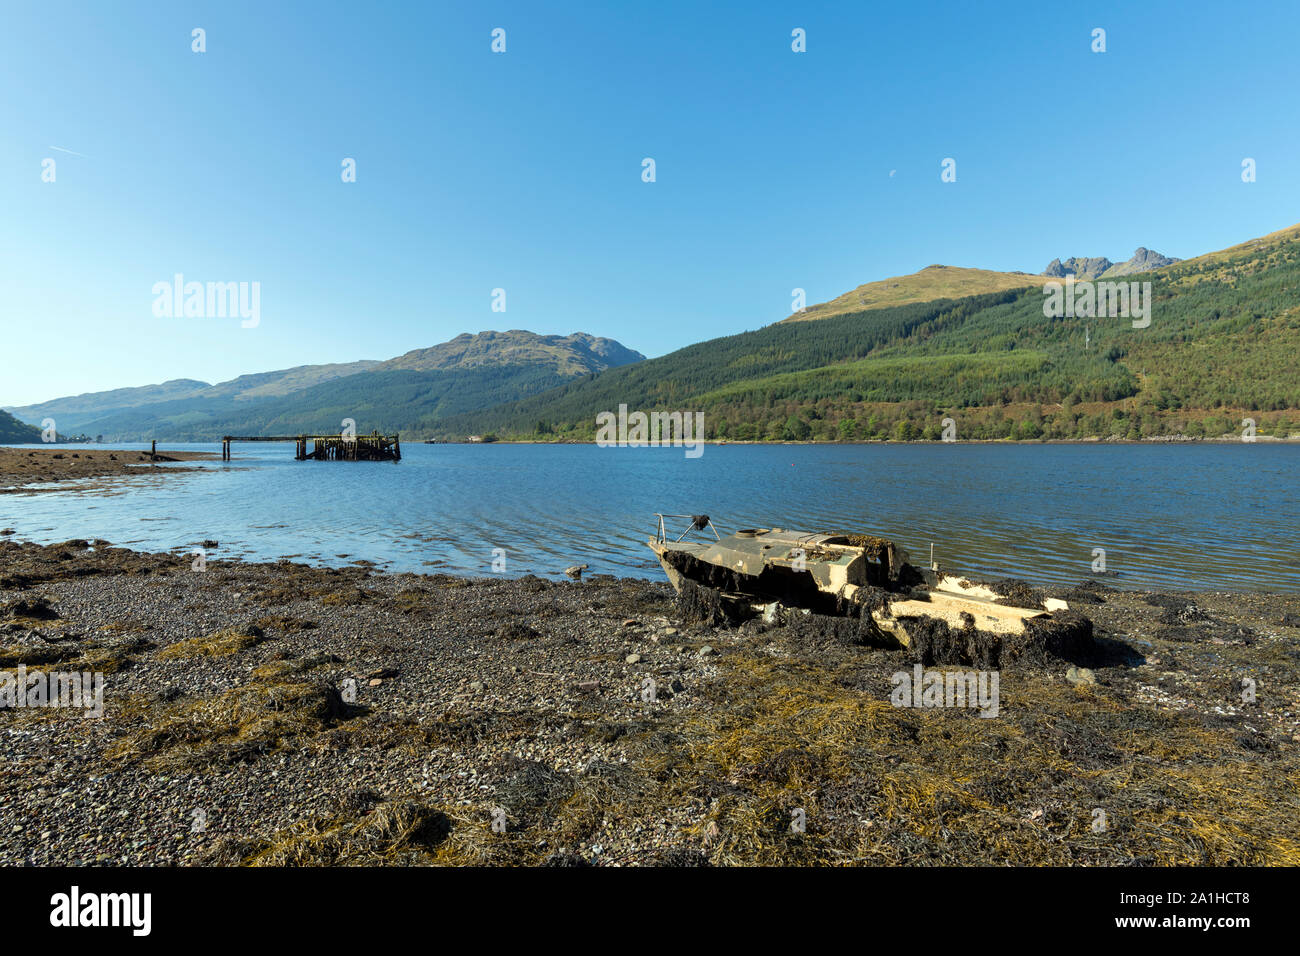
(220, 433), (401, 462)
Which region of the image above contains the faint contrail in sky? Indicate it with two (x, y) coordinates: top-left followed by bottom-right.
(49, 145), (89, 158)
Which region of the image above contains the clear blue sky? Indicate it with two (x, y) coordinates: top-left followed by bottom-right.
(3, 0), (1298, 406)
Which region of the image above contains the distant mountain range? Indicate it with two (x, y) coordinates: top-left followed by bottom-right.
(1042, 247), (1182, 280)
(11, 362), (381, 428)
(4, 331), (643, 441)
(8, 227), (1298, 445)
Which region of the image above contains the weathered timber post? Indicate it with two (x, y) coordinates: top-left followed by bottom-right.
(223, 432), (399, 462)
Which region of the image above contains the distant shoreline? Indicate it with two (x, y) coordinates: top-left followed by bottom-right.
(7, 436), (1297, 452)
(444, 436), (1300, 446)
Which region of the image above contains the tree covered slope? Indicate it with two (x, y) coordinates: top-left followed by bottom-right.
(441, 224), (1300, 442)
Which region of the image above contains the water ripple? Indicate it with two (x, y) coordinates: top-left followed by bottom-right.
(1, 441), (1296, 592)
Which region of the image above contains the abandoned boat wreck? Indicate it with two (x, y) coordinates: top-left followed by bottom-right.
(648, 514), (1094, 666)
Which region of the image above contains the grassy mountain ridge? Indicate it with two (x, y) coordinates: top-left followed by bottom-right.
(781, 265), (1052, 322)
(5, 379), (211, 425)
(66, 365), (582, 441)
(200, 362), (382, 401)
(374, 331), (642, 376)
(11, 330), (645, 441)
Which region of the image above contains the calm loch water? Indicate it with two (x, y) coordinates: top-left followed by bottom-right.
(2, 442), (1297, 593)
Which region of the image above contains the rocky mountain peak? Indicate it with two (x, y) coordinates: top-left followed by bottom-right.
(1042, 248), (1180, 280)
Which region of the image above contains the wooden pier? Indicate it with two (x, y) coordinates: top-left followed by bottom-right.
(221, 433), (401, 462)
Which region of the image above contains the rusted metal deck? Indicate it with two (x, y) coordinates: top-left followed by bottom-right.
(220, 433), (401, 462)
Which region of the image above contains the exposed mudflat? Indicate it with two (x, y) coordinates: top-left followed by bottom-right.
(0, 447), (216, 492)
(1, 538), (1298, 866)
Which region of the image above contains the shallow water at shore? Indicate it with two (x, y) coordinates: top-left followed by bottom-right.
(1, 441), (1297, 592)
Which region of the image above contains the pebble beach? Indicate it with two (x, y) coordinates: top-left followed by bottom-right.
(2, 454), (1299, 866)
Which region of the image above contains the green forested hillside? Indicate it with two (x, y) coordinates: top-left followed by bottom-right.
(438, 226), (1300, 442)
(0, 409), (41, 443)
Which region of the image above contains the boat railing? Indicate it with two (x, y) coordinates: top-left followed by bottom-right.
(653, 513), (721, 545)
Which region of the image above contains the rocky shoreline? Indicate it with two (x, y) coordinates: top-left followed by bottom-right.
(1, 537), (1298, 866)
(0, 447), (216, 492)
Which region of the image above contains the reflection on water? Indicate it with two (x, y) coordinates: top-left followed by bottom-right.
(2, 442), (1297, 593)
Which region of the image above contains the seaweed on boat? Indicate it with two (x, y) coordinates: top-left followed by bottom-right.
(904, 608), (1095, 668)
(677, 579), (748, 628)
(978, 577), (1048, 611)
